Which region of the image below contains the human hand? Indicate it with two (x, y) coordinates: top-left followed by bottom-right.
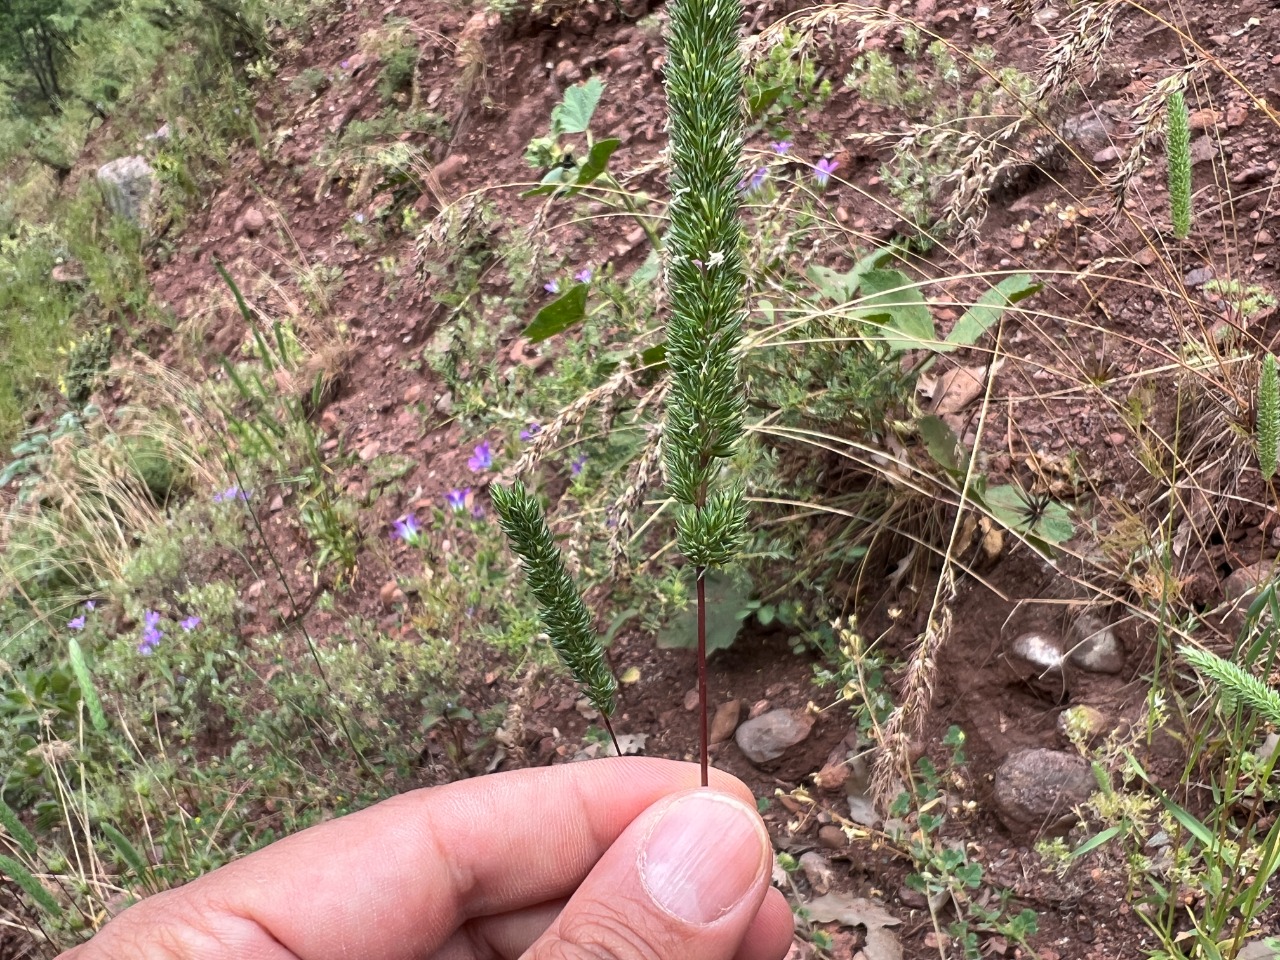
(61, 757), (794, 960)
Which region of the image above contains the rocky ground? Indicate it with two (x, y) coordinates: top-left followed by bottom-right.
(10, 0), (1280, 955)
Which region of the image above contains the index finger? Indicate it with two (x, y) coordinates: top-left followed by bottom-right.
(112, 758), (757, 960)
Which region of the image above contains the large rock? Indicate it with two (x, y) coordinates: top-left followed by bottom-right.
(992, 748), (1096, 837)
(734, 708), (813, 764)
(97, 156), (154, 224)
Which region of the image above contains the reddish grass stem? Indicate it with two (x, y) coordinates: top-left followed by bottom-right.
(697, 566), (708, 787)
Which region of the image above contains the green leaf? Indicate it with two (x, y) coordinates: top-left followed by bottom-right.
(981, 484), (1074, 544)
(917, 415), (966, 476)
(658, 570), (751, 653)
(521, 166), (570, 198)
(552, 77), (604, 135)
(855, 269), (935, 353)
(524, 283), (589, 342)
(942, 274), (1041, 351)
(569, 138), (620, 192)
(748, 83), (784, 117)
(806, 248), (898, 303)
(1069, 825), (1122, 859)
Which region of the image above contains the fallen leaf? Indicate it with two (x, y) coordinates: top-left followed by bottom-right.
(932, 364), (987, 416)
(804, 893), (900, 930)
(862, 926), (903, 960)
(619, 666), (642, 684)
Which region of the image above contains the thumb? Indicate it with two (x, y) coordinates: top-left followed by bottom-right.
(524, 789), (774, 960)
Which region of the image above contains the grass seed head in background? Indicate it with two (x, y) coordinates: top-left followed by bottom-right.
(491, 480), (617, 719)
(1165, 88), (1192, 239)
(1258, 353), (1278, 481)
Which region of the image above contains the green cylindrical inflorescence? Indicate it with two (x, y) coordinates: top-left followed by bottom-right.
(492, 481), (617, 717)
(1259, 353), (1278, 481)
(663, 0), (749, 567)
(1166, 89), (1192, 239)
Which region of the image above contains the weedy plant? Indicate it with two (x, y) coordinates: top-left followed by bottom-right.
(494, 0), (749, 785)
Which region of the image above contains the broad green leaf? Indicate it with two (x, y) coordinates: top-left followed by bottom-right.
(657, 570), (751, 653)
(980, 484), (1074, 544)
(553, 77), (604, 135)
(748, 83), (784, 117)
(805, 249), (899, 303)
(917, 415), (965, 476)
(855, 269), (935, 353)
(568, 138), (620, 192)
(524, 283), (589, 342)
(521, 166), (569, 198)
(941, 274), (1041, 352)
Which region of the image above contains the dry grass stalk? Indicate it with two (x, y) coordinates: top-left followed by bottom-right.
(871, 567), (957, 806)
(511, 365), (638, 476)
(1105, 62), (1201, 218)
(607, 423), (666, 578)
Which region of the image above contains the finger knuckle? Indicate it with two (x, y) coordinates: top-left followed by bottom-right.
(528, 901), (665, 960)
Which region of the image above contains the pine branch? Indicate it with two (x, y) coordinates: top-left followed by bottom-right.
(492, 481), (617, 718)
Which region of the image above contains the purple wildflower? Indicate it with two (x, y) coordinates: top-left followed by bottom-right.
(543, 279), (560, 295)
(446, 488), (470, 512)
(770, 140), (793, 154)
(571, 454), (587, 476)
(392, 513), (421, 542)
(467, 441), (493, 472)
(340, 59), (350, 70)
(575, 267), (593, 284)
(813, 157), (839, 188)
(138, 614), (163, 655)
(137, 627), (162, 656)
(470, 503), (486, 519)
(85, 600), (96, 611)
(520, 422), (541, 441)
(213, 485), (248, 504)
(740, 166), (768, 194)
(180, 616), (201, 632)
(68, 615), (86, 631)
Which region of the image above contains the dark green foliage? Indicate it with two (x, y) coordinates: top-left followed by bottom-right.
(491, 481), (617, 716)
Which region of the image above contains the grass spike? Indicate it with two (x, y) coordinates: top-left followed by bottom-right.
(100, 822), (149, 880)
(492, 480), (617, 719)
(1180, 645), (1280, 726)
(1166, 89), (1192, 239)
(68, 638), (109, 732)
(0, 799), (37, 858)
(1258, 353), (1278, 480)
(663, 0), (750, 786)
(0, 854), (62, 918)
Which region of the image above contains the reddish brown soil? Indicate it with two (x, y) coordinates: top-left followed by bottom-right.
(24, 0), (1280, 955)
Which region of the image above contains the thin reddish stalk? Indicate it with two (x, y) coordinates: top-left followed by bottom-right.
(697, 566), (708, 788)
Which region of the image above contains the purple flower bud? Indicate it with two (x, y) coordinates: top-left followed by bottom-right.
(180, 616), (201, 632)
(813, 157), (839, 188)
(571, 454), (587, 476)
(467, 441), (493, 472)
(543, 279), (560, 294)
(770, 140), (793, 154)
(392, 514), (422, 542)
(68, 615), (86, 631)
(575, 267), (593, 283)
(520, 422), (541, 441)
(445, 488), (470, 512)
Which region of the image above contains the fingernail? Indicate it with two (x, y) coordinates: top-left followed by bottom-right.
(638, 793), (769, 924)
